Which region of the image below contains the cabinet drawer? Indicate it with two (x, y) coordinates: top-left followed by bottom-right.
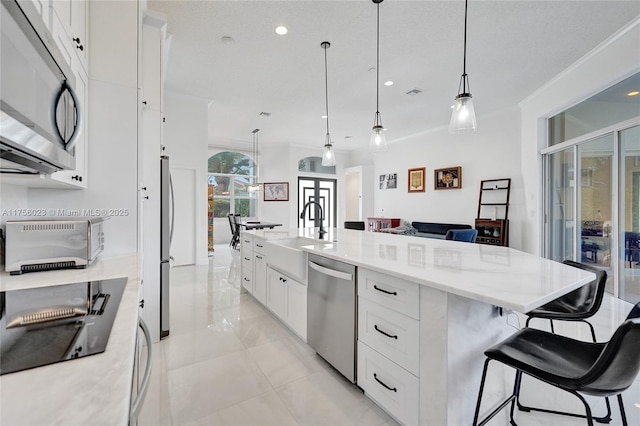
(241, 254), (253, 273)
(358, 268), (419, 320)
(241, 270), (252, 293)
(358, 342), (419, 426)
(253, 238), (266, 253)
(358, 298), (419, 376)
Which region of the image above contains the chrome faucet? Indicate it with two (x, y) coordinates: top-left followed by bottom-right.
(300, 200), (327, 238)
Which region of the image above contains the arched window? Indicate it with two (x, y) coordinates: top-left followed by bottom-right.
(298, 156), (336, 174)
(208, 151), (256, 218)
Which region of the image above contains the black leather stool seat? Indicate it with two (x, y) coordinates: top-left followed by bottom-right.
(473, 303), (640, 426)
(526, 261), (608, 342)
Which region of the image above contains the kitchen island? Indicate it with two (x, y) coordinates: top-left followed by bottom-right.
(243, 227), (595, 425)
(0, 254), (142, 426)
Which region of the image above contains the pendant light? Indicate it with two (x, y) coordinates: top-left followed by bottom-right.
(449, 0), (477, 134)
(248, 128), (262, 192)
(370, 0), (387, 152)
(320, 41), (336, 166)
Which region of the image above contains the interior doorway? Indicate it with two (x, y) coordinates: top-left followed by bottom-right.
(298, 177), (337, 229)
(344, 166), (363, 221)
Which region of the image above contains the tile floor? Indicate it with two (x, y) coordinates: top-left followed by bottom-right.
(138, 245), (640, 426)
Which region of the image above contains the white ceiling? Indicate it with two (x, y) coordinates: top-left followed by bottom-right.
(147, 0), (640, 151)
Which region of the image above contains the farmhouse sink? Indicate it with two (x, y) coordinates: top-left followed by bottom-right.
(263, 238), (313, 283)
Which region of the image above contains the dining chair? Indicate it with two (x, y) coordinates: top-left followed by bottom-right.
(227, 213), (237, 248)
(231, 214), (242, 250)
(473, 302), (640, 426)
(445, 229), (478, 243)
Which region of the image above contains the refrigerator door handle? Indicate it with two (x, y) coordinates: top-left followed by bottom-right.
(169, 172), (175, 248)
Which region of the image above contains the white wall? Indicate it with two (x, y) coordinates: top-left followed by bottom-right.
(163, 91), (209, 265)
(520, 18), (640, 255)
(366, 107), (524, 249)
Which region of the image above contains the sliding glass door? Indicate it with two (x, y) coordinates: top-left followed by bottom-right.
(544, 123), (640, 302)
(620, 125), (640, 303)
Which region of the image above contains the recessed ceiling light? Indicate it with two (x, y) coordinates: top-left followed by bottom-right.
(384, 81), (394, 86)
(628, 91), (640, 97)
(275, 26), (288, 35)
(321, 115), (328, 119)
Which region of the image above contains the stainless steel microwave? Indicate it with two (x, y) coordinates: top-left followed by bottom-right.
(0, 0), (80, 174)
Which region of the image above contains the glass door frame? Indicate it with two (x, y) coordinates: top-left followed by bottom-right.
(542, 117), (640, 298)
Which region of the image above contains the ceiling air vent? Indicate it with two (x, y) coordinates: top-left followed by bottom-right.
(259, 112), (271, 117)
(406, 88), (423, 96)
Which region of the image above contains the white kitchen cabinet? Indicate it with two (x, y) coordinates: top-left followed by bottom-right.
(50, 0), (87, 71)
(357, 267), (421, 425)
(50, 61), (88, 188)
(253, 250), (267, 305)
(22, 0), (50, 29)
(266, 266), (307, 342)
(286, 275), (307, 341)
(240, 234), (254, 293)
(266, 267), (287, 319)
(141, 16), (164, 112)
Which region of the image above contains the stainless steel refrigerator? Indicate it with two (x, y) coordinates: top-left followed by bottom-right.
(160, 155), (174, 339)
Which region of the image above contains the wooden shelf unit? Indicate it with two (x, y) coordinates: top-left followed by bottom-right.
(475, 219), (509, 246)
(476, 178), (511, 246)
(367, 217), (401, 232)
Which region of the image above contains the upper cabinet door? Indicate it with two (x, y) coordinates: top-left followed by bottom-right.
(51, 0), (87, 71)
(70, 0), (87, 70)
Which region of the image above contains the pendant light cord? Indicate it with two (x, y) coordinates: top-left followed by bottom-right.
(462, 0), (469, 93)
(375, 2), (380, 114)
(323, 43), (330, 136)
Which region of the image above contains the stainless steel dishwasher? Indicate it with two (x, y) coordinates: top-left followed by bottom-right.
(307, 253), (357, 383)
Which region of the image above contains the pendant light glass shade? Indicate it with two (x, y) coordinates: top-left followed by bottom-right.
(449, 90), (476, 134)
(370, 0), (387, 152)
(248, 129), (262, 192)
(320, 41), (336, 166)
(449, 0), (477, 134)
(322, 134), (335, 166)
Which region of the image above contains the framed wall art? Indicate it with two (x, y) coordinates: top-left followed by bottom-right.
(408, 167), (426, 192)
(434, 166), (462, 190)
(379, 173), (397, 189)
(263, 182), (289, 201)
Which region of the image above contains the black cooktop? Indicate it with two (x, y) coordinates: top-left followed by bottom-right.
(0, 277), (127, 375)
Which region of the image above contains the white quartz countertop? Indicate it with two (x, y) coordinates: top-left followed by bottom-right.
(0, 254), (142, 426)
(246, 228), (594, 313)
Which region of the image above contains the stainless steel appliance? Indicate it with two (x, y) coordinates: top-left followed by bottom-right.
(0, 0), (80, 174)
(0, 277), (127, 375)
(307, 253), (357, 383)
(160, 155), (174, 339)
(5, 217), (107, 274)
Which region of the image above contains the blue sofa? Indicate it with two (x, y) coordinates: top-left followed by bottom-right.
(379, 221), (472, 239)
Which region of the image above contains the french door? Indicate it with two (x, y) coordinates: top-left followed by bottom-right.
(298, 177), (337, 230)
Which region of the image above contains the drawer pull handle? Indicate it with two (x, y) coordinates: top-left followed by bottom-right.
(373, 285), (397, 296)
(256, 255), (263, 260)
(256, 244), (263, 248)
(374, 373), (397, 392)
(244, 257), (250, 261)
(244, 277), (250, 282)
(374, 325), (398, 339)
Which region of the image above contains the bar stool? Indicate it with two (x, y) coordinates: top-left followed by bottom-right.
(473, 302), (640, 426)
(525, 260), (607, 342)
